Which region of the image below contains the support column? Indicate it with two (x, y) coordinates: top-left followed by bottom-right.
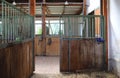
(41, 0), (46, 55)
(101, 0), (108, 70)
(83, 0), (87, 15)
(29, 0), (36, 71)
(30, 0), (36, 16)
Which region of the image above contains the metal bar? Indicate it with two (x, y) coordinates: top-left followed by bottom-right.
(2, 1), (3, 43)
(92, 17), (95, 37)
(0, 0), (34, 46)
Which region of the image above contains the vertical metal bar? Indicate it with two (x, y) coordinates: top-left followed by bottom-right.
(27, 15), (28, 38)
(92, 17), (95, 37)
(59, 16), (61, 37)
(87, 17), (91, 37)
(103, 16), (106, 69)
(29, 16), (30, 38)
(27, 15), (29, 39)
(14, 10), (18, 41)
(5, 5), (8, 43)
(12, 7), (13, 42)
(68, 16), (71, 72)
(4, 3), (7, 43)
(13, 8), (15, 41)
(9, 7), (11, 42)
(68, 16), (71, 37)
(32, 16), (35, 71)
(2, 1), (4, 43)
(7, 5), (9, 43)
(17, 11), (19, 39)
(100, 17), (102, 37)
(84, 17), (87, 37)
(100, 16), (103, 38)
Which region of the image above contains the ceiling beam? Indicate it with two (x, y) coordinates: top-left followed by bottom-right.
(43, 2), (83, 6)
(35, 14), (84, 17)
(16, 2), (83, 6)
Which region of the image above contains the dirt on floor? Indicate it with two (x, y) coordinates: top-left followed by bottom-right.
(31, 71), (119, 78)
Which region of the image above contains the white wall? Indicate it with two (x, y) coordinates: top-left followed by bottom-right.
(108, 0), (120, 77)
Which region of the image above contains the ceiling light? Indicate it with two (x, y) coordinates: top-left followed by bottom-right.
(65, 1), (69, 5)
(12, 1), (16, 5)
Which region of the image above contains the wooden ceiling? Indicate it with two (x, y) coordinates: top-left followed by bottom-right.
(6, 0), (83, 3)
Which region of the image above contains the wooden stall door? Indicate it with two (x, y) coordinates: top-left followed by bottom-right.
(34, 36), (60, 56)
(60, 39), (104, 72)
(46, 37), (60, 56)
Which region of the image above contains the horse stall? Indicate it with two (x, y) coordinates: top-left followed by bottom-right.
(60, 15), (106, 72)
(34, 17), (61, 56)
(0, 0), (34, 78)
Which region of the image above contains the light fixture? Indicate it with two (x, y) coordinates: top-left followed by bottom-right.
(65, 1), (69, 5)
(12, 1), (16, 5)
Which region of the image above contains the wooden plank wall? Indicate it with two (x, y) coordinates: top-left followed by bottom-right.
(60, 39), (104, 72)
(60, 40), (69, 72)
(46, 37), (60, 56)
(34, 36), (43, 55)
(0, 41), (33, 78)
(34, 35), (60, 56)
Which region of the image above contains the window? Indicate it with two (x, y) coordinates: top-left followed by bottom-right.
(35, 20), (42, 35)
(35, 19), (64, 36)
(46, 20), (64, 36)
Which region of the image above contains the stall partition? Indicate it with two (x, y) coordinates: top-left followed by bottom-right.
(0, 0), (34, 78)
(60, 15), (106, 72)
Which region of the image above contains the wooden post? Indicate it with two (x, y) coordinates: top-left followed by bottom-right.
(30, 0), (36, 16)
(41, 0), (46, 55)
(83, 0), (87, 15)
(101, 0), (108, 70)
(29, 0), (36, 71)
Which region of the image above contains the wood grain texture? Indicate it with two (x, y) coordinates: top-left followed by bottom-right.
(0, 48), (10, 78)
(34, 36), (43, 55)
(35, 36), (60, 56)
(60, 38), (104, 72)
(101, 0), (108, 68)
(0, 41), (34, 78)
(69, 40), (80, 72)
(60, 40), (69, 72)
(46, 37), (60, 56)
(95, 42), (103, 69)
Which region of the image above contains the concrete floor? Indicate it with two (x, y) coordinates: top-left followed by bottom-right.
(34, 56), (60, 74)
(31, 56), (118, 78)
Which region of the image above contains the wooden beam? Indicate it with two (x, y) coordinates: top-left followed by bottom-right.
(101, 0), (108, 70)
(41, 3), (46, 55)
(17, 2), (83, 6)
(44, 2), (83, 6)
(30, 0), (36, 16)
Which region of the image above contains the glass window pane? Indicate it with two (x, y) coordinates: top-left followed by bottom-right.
(35, 22), (42, 35)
